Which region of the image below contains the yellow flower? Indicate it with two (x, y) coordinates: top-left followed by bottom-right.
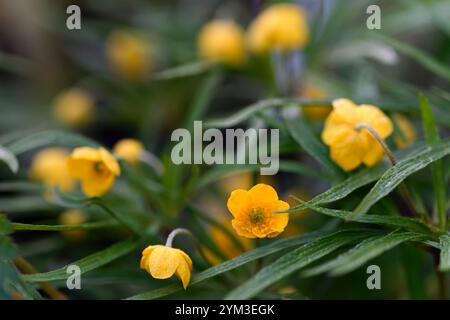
(105, 30), (153, 81)
(203, 218), (252, 265)
(140, 245), (193, 289)
(301, 84), (331, 121)
(53, 88), (95, 128)
(393, 113), (416, 148)
(113, 139), (144, 165)
(321, 99), (393, 171)
(227, 184), (289, 239)
(247, 4), (310, 53)
(198, 20), (246, 66)
(66, 147), (121, 197)
(29, 148), (75, 192)
(59, 209), (87, 241)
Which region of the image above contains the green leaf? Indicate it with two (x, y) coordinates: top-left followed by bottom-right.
(12, 220), (118, 232)
(0, 181), (43, 193)
(127, 230), (339, 300)
(0, 145), (18, 173)
(6, 130), (98, 156)
(291, 197), (433, 234)
(285, 118), (345, 180)
(374, 33), (450, 82)
(153, 60), (215, 80)
(352, 139), (450, 217)
(438, 233), (450, 272)
(419, 94), (446, 229)
(225, 229), (372, 299)
(303, 231), (426, 277)
(0, 214), (14, 235)
(22, 238), (139, 282)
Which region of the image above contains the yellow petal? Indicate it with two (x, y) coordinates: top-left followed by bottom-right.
(357, 105), (393, 138)
(362, 136), (385, 167)
(81, 173), (116, 197)
(100, 148), (121, 176)
(270, 213), (289, 233)
(175, 249), (193, 271)
(231, 219), (256, 239)
(175, 255), (192, 289)
(329, 132), (368, 171)
(227, 189), (249, 217)
(148, 246), (180, 279)
(248, 184), (279, 203)
(321, 124), (353, 146)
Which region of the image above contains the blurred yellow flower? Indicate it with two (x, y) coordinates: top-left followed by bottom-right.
(393, 113), (416, 148)
(140, 245), (192, 289)
(59, 209), (87, 241)
(29, 148), (75, 192)
(66, 147), (120, 197)
(198, 19), (246, 66)
(203, 219), (252, 265)
(321, 99), (393, 171)
(301, 84), (331, 121)
(227, 183), (289, 239)
(53, 88), (95, 128)
(247, 3), (310, 53)
(113, 138), (144, 165)
(106, 30), (153, 81)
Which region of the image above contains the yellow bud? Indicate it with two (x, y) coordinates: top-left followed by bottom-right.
(53, 88), (94, 128)
(198, 20), (246, 66)
(301, 84), (331, 121)
(393, 114), (416, 148)
(113, 139), (144, 166)
(59, 209), (87, 241)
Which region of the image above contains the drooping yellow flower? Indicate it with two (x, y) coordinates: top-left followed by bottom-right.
(59, 209), (87, 241)
(321, 99), (393, 171)
(203, 218), (252, 265)
(66, 147), (120, 197)
(227, 184), (289, 239)
(140, 245), (193, 289)
(247, 4), (310, 53)
(113, 139), (144, 166)
(53, 88), (95, 128)
(393, 113), (416, 148)
(198, 20), (246, 66)
(105, 30), (153, 81)
(301, 84), (331, 121)
(29, 148), (75, 192)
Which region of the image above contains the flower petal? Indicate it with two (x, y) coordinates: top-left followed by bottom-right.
(232, 219), (256, 239)
(100, 148), (121, 176)
(329, 132), (368, 171)
(175, 255), (192, 289)
(362, 136), (385, 167)
(81, 173), (115, 197)
(227, 189), (249, 217)
(357, 105), (393, 138)
(148, 246), (180, 279)
(248, 184), (279, 203)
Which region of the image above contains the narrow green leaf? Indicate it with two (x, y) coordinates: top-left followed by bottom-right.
(352, 139), (450, 217)
(22, 238), (139, 282)
(0, 145), (19, 173)
(285, 118), (345, 180)
(0, 181), (43, 193)
(419, 94), (446, 229)
(303, 231), (425, 277)
(153, 60), (215, 80)
(225, 230), (371, 299)
(12, 220), (118, 232)
(127, 230), (342, 300)
(438, 233), (450, 272)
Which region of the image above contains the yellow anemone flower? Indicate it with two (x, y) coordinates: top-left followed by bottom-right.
(59, 209), (87, 241)
(113, 139), (144, 166)
(140, 245), (192, 289)
(29, 148), (75, 192)
(227, 183), (289, 239)
(66, 147), (121, 197)
(247, 3), (310, 53)
(197, 19), (246, 66)
(393, 113), (416, 148)
(321, 99), (393, 171)
(105, 30), (153, 81)
(53, 88), (95, 128)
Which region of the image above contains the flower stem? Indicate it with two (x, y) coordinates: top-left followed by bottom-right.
(356, 124), (424, 220)
(165, 228), (210, 263)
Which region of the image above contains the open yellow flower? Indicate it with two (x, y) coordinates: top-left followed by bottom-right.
(198, 19), (246, 66)
(59, 209), (87, 241)
(29, 148), (75, 192)
(113, 138), (144, 165)
(321, 99), (393, 171)
(247, 3), (309, 53)
(140, 245), (193, 289)
(227, 184), (289, 239)
(53, 88), (95, 128)
(105, 30), (153, 81)
(66, 147), (120, 197)
(393, 113), (416, 148)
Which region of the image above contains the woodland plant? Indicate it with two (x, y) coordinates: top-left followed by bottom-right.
(0, 0), (449, 300)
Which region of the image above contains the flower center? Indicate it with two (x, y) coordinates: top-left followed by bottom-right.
(248, 208), (265, 224)
(93, 162), (107, 175)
